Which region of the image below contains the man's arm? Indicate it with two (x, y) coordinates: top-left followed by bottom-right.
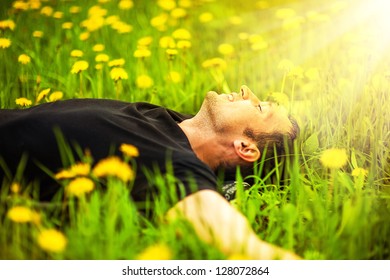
(166, 189), (300, 259)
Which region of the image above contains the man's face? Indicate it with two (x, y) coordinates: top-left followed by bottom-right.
(201, 86), (292, 137)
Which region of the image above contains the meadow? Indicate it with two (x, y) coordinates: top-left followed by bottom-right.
(0, 0), (389, 260)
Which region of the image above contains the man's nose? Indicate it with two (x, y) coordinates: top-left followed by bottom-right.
(240, 85), (260, 103)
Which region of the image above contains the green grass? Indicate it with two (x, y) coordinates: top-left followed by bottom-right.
(1, 0), (389, 259)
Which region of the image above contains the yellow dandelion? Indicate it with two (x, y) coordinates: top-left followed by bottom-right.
(69, 6), (81, 14)
(119, 0), (134, 10)
(70, 49), (83, 58)
(305, 67), (320, 81)
(13, 1), (29, 10)
(202, 57), (227, 70)
(18, 54), (31, 64)
(15, 97), (32, 107)
(37, 229), (67, 253)
(55, 162), (91, 180)
(108, 58), (125, 67)
(95, 53), (110, 62)
(32, 31), (44, 38)
(10, 182), (21, 194)
(137, 36), (153, 47)
(36, 88), (51, 103)
(79, 32), (90, 41)
(88, 5), (107, 17)
(320, 148), (348, 169)
(150, 13), (168, 28)
(136, 74), (154, 89)
(136, 243), (172, 260)
(66, 177), (95, 197)
(110, 67), (128, 81)
(49, 91), (63, 102)
(7, 206), (34, 223)
(352, 167), (368, 177)
(178, 0), (192, 8)
(171, 8), (187, 19)
(238, 32), (249, 40)
(71, 60), (89, 74)
(159, 36), (176, 48)
(53, 11), (63, 19)
(177, 40), (191, 49)
(93, 156), (134, 182)
(269, 92), (289, 106)
(199, 12), (214, 23)
(95, 63), (103, 70)
(81, 16), (105, 32)
(120, 143), (139, 158)
(62, 22), (73, 30)
(111, 21), (133, 34)
(157, 0), (176, 11)
(0, 19), (16, 30)
(0, 38), (11, 49)
(166, 71), (182, 83)
(106, 15), (120, 25)
(172, 28), (191, 40)
(218, 43), (234, 56)
(92, 44), (105, 52)
(133, 48), (151, 58)
(40, 6), (54, 17)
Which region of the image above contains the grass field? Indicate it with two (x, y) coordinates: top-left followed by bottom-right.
(0, 0), (389, 260)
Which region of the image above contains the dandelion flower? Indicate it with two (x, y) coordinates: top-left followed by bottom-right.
(157, 0), (176, 11)
(177, 40), (191, 49)
(62, 22), (73, 29)
(178, 0), (192, 8)
(172, 28), (191, 40)
(120, 143), (139, 158)
(92, 44), (105, 52)
(199, 12), (214, 23)
(352, 168), (368, 177)
(150, 13), (168, 28)
(7, 206), (34, 223)
(95, 53), (110, 62)
(202, 57), (227, 70)
(111, 21), (133, 34)
(133, 48), (151, 58)
(11, 182), (21, 194)
(55, 162), (91, 180)
(137, 243), (172, 260)
(159, 36), (176, 48)
(36, 88), (51, 103)
(278, 59), (294, 72)
(18, 54), (31, 64)
(229, 16), (242, 25)
(171, 8), (187, 19)
(70, 49), (83, 58)
(40, 6), (54, 17)
(37, 229), (67, 253)
(119, 0), (134, 10)
(95, 63), (103, 70)
(32, 31), (44, 38)
(92, 156), (134, 182)
(106, 15), (120, 25)
(288, 66), (304, 80)
(71, 60), (89, 74)
(79, 31), (90, 41)
(108, 58), (125, 67)
(15, 98), (32, 107)
(0, 38), (11, 48)
(136, 74), (154, 89)
(53, 11), (64, 19)
(66, 177), (95, 197)
(49, 91), (63, 102)
(0, 19), (16, 30)
(69, 6), (81, 14)
(166, 71), (182, 83)
(218, 43), (234, 56)
(275, 8), (296, 19)
(137, 36), (153, 47)
(305, 68), (320, 81)
(110, 67), (128, 81)
(320, 148), (348, 169)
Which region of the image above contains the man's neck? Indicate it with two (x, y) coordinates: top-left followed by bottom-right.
(177, 117), (234, 170)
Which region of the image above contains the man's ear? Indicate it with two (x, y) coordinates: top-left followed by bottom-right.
(233, 140), (260, 162)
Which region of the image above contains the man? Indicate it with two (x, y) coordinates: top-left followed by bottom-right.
(0, 85), (299, 259)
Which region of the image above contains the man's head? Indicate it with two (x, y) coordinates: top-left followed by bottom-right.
(198, 85), (299, 168)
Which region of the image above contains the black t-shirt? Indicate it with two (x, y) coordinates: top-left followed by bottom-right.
(0, 99), (217, 203)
